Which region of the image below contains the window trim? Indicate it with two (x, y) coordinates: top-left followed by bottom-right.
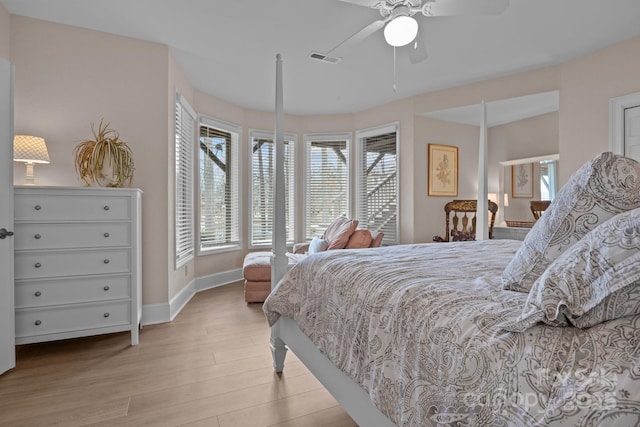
(302, 132), (352, 242)
(354, 122), (400, 245)
(196, 115), (243, 255)
(248, 129), (298, 249)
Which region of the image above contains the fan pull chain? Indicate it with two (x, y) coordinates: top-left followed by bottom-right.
(393, 46), (397, 93)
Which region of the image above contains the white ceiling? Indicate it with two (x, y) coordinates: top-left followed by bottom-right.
(3, 0), (640, 116)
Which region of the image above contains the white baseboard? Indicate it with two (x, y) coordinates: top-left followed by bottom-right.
(141, 268), (243, 326)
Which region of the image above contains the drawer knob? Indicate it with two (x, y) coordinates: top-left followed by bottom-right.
(104, 205), (110, 211)
(103, 285), (110, 291)
(34, 234), (41, 239)
(34, 320), (42, 326)
(34, 262), (41, 268)
(103, 259), (110, 264)
(104, 232), (110, 238)
(103, 313), (110, 318)
(34, 291), (42, 297)
(34, 205), (41, 211)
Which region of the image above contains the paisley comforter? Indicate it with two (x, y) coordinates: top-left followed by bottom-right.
(263, 241), (640, 426)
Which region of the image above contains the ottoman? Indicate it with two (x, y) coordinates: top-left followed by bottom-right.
(242, 251), (272, 302)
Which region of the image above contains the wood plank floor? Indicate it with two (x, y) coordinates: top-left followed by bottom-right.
(0, 282), (358, 427)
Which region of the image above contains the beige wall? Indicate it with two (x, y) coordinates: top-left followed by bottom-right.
(559, 36), (640, 182)
(0, 3), (9, 60)
(10, 16), (170, 305)
(6, 12), (640, 310)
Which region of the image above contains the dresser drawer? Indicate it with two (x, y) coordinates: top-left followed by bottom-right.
(16, 301), (131, 338)
(15, 248), (131, 279)
(15, 275), (131, 308)
(14, 194), (131, 221)
(14, 222), (131, 250)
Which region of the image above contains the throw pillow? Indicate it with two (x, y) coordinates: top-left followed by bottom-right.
(451, 230), (475, 241)
(506, 207), (640, 332)
(345, 229), (373, 249)
(502, 152), (640, 293)
(323, 217), (359, 250)
(308, 236), (329, 254)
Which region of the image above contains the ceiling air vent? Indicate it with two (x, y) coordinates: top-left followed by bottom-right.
(309, 52), (341, 64)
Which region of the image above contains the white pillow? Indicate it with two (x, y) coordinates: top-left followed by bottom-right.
(308, 236), (329, 254)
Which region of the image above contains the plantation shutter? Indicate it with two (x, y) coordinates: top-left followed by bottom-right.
(304, 137), (349, 240)
(175, 94), (196, 268)
(356, 125), (398, 245)
(251, 132), (295, 246)
(199, 123), (240, 249)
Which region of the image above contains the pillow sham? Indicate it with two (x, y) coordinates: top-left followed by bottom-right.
(308, 236), (329, 254)
(506, 207), (640, 332)
(345, 229), (372, 249)
(502, 152), (640, 293)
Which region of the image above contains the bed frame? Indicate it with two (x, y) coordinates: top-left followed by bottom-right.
(270, 317), (395, 426)
(267, 53), (490, 427)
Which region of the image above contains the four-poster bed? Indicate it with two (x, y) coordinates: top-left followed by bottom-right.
(265, 55), (640, 426)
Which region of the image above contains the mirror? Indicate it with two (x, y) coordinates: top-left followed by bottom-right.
(498, 154), (559, 226)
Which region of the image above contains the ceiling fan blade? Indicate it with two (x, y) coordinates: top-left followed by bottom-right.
(326, 19), (386, 56)
(407, 34), (428, 64)
(423, 0), (509, 16)
(335, 0), (382, 8)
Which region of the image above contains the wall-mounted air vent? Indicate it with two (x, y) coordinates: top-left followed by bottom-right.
(309, 52), (341, 64)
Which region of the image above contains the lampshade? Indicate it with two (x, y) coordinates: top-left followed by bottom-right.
(14, 135), (50, 185)
(14, 135), (50, 164)
(384, 15), (418, 47)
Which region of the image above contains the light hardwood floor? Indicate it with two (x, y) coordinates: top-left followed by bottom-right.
(0, 282), (358, 427)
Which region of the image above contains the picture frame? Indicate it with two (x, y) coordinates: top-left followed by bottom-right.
(428, 144), (458, 197)
(511, 163), (534, 198)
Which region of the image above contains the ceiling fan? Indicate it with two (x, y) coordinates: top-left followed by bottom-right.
(314, 0), (510, 65)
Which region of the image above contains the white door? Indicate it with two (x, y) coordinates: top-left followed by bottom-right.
(0, 58), (15, 375)
(625, 105), (640, 162)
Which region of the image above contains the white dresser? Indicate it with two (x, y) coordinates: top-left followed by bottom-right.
(13, 186), (142, 346)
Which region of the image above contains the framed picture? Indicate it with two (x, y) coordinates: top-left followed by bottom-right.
(428, 144), (458, 197)
(512, 163), (534, 198)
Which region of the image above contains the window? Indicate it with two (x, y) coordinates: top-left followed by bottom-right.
(174, 94), (196, 268)
(198, 117), (241, 253)
(303, 133), (350, 240)
(356, 124), (399, 245)
(250, 130), (296, 246)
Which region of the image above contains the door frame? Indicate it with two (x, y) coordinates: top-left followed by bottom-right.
(610, 91), (640, 155)
(0, 58), (15, 375)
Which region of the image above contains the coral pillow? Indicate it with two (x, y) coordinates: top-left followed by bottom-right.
(323, 217), (358, 250)
(345, 229), (372, 249)
(369, 231), (384, 247)
(502, 152), (640, 293)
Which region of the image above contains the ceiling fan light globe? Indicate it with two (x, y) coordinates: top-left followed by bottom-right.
(384, 16), (418, 47)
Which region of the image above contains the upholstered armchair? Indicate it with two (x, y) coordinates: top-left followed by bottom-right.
(433, 200), (498, 242)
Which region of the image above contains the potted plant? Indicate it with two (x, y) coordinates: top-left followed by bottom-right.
(73, 120), (135, 187)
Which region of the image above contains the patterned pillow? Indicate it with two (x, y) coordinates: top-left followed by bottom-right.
(506, 208), (640, 331)
(502, 152), (640, 293)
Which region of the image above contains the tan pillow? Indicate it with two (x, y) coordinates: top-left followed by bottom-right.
(369, 231), (384, 247)
(345, 229), (372, 249)
(502, 152), (640, 293)
(323, 217), (358, 250)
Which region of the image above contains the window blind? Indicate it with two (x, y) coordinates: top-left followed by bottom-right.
(175, 95), (196, 268)
(356, 126), (398, 245)
(199, 121), (240, 250)
(250, 132), (295, 246)
(304, 138), (349, 240)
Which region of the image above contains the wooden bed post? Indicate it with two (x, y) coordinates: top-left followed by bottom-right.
(270, 53), (288, 372)
(476, 100), (488, 240)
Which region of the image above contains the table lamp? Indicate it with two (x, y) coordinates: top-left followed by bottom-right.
(13, 135), (50, 185)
